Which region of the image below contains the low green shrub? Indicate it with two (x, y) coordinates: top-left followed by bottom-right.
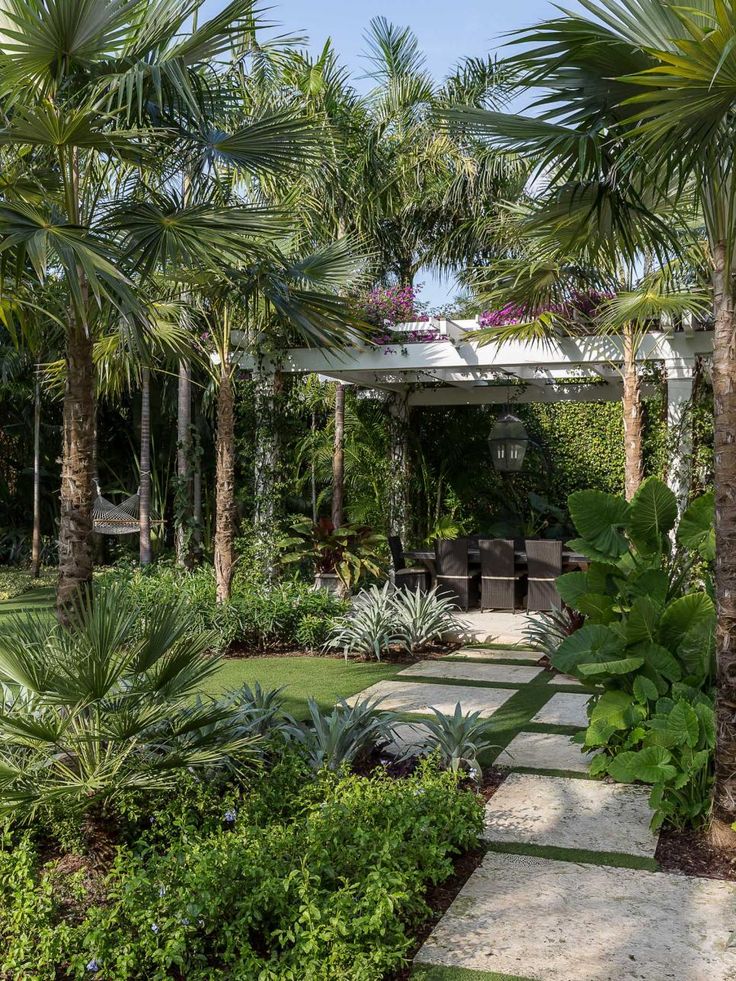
(0, 567), (54, 601)
(551, 477), (716, 828)
(0, 762), (483, 981)
(94, 562), (348, 653)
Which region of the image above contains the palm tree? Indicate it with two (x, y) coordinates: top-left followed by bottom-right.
(0, 0), (319, 610)
(479, 0), (736, 837)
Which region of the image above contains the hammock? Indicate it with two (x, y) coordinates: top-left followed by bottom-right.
(92, 482), (162, 536)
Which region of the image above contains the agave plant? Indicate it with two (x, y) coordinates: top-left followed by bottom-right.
(392, 587), (462, 655)
(292, 697), (394, 772)
(0, 586), (263, 824)
(216, 683), (291, 739)
(325, 583), (397, 660)
(402, 704), (497, 779)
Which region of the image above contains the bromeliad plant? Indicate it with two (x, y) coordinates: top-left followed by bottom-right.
(0, 587), (263, 828)
(552, 476), (716, 827)
(280, 516), (385, 593)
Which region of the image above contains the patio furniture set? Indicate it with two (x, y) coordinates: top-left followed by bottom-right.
(390, 535), (585, 612)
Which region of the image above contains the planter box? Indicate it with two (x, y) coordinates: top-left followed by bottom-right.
(314, 573), (343, 595)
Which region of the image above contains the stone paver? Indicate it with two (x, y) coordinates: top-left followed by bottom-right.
(531, 691), (590, 727)
(397, 660), (543, 685)
(346, 679), (515, 717)
(447, 610), (543, 645)
(483, 772), (657, 857)
(415, 852), (736, 980)
(446, 647), (538, 662)
(549, 672), (585, 686)
(495, 731), (594, 774)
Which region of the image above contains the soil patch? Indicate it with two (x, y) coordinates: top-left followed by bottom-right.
(656, 826), (736, 881)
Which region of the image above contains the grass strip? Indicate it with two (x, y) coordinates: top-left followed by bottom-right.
(412, 966), (533, 981)
(394, 675), (546, 693)
(485, 839), (659, 872)
(441, 655), (540, 666)
(505, 765), (596, 780)
(523, 722), (585, 735)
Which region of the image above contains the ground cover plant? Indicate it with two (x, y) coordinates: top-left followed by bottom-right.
(550, 477), (716, 828)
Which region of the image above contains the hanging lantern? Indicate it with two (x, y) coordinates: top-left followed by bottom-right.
(488, 413), (529, 472)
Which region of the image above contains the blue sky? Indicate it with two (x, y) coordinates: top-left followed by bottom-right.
(201, 0), (564, 304)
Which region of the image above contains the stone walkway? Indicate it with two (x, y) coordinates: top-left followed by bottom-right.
(349, 645), (736, 980)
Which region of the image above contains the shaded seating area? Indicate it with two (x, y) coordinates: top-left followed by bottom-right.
(480, 538), (525, 612)
(435, 537), (480, 611)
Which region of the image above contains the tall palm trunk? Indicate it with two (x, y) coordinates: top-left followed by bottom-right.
(214, 368), (236, 603)
(175, 359), (194, 569)
(57, 321), (95, 609)
(30, 373), (42, 579)
(711, 241), (736, 841)
(331, 382), (345, 528)
(622, 322), (644, 500)
(139, 367), (152, 566)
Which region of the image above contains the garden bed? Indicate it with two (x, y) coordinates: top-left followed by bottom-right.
(656, 827), (736, 882)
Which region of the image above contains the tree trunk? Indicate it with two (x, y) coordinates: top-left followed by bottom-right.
(139, 367), (152, 566)
(253, 360), (279, 579)
(311, 409), (318, 523)
(711, 241), (736, 840)
(622, 322), (644, 500)
(331, 382), (345, 528)
(192, 403), (203, 564)
(214, 369), (236, 603)
(175, 359), (193, 569)
(30, 374), (42, 578)
(57, 322), (95, 610)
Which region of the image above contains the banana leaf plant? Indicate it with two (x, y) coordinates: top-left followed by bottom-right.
(551, 476), (716, 828)
(279, 516), (385, 594)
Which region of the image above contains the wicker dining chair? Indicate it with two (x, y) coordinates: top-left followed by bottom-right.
(525, 539), (563, 611)
(435, 537), (479, 610)
(388, 535), (429, 592)
(479, 538), (524, 612)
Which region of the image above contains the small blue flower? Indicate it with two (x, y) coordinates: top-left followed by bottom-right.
(151, 923), (160, 934)
(181, 916), (190, 926)
(86, 960), (100, 973)
(223, 808), (237, 824)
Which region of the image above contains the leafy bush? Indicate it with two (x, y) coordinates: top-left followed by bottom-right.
(0, 587), (264, 828)
(0, 763), (483, 981)
(95, 562), (348, 653)
(280, 516), (385, 592)
(0, 567), (54, 601)
(552, 477), (716, 827)
(327, 585), (461, 660)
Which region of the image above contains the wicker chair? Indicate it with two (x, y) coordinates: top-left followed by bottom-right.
(388, 535), (429, 592)
(525, 539), (563, 611)
(479, 538), (524, 612)
(435, 537), (479, 610)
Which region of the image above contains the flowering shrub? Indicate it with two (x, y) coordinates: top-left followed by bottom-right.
(478, 290), (613, 328)
(362, 283), (427, 328)
(0, 761), (483, 980)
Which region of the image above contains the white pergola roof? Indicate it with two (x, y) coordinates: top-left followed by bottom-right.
(238, 318), (714, 405)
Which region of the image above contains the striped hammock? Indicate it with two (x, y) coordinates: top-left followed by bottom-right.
(92, 483), (161, 536)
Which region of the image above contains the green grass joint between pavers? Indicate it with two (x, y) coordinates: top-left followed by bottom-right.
(485, 839), (659, 872)
(412, 965), (534, 981)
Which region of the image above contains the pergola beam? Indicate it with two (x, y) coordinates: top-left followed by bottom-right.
(406, 381), (656, 406)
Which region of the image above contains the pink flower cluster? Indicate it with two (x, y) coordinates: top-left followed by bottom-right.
(478, 290), (613, 328)
(361, 284), (429, 329)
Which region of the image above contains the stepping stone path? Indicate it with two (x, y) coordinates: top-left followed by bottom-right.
(530, 691), (591, 727)
(483, 772), (658, 858)
(495, 730), (593, 773)
(347, 679), (515, 717)
(397, 660), (544, 686)
(345, 642), (736, 979)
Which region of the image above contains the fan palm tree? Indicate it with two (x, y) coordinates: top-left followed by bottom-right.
(476, 0), (736, 837)
(0, 0), (320, 611)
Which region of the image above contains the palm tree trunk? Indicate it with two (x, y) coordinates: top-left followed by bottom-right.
(30, 374), (42, 579)
(331, 382), (345, 528)
(57, 321), (95, 609)
(388, 391), (411, 541)
(311, 409), (318, 523)
(711, 241), (736, 842)
(622, 322), (644, 500)
(175, 359), (193, 569)
(139, 367), (152, 566)
(214, 369), (236, 603)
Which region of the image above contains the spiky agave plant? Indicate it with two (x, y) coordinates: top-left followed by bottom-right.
(325, 583), (396, 660)
(0, 586), (263, 832)
(293, 697), (395, 772)
(392, 586), (463, 655)
(402, 704), (497, 780)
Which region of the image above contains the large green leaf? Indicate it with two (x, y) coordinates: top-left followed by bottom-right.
(677, 492), (715, 561)
(667, 700), (699, 748)
(568, 490), (630, 558)
(578, 656), (644, 676)
(625, 596), (660, 645)
(638, 643), (682, 682)
(556, 571), (589, 609)
(626, 477), (677, 553)
(659, 593), (716, 652)
(551, 623), (620, 675)
(608, 745), (677, 784)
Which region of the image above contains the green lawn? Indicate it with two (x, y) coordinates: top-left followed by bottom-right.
(205, 656), (403, 720)
(412, 967), (533, 981)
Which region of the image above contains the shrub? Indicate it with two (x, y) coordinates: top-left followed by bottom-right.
(0, 763), (483, 980)
(551, 477), (716, 828)
(0, 586), (264, 831)
(327, 584), (461, 660)
(290, 697), (395, 772)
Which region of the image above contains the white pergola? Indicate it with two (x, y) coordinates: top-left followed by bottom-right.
(239, 318), (714, 523)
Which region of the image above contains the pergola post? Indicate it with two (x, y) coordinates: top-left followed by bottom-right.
(253, 356), (280, 578)
(666, 360), (695, 513)
(388, 390), (411, 543)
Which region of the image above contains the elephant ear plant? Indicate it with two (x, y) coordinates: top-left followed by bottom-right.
(552, 477), (716, 829)
(0, 586), (264, 852)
